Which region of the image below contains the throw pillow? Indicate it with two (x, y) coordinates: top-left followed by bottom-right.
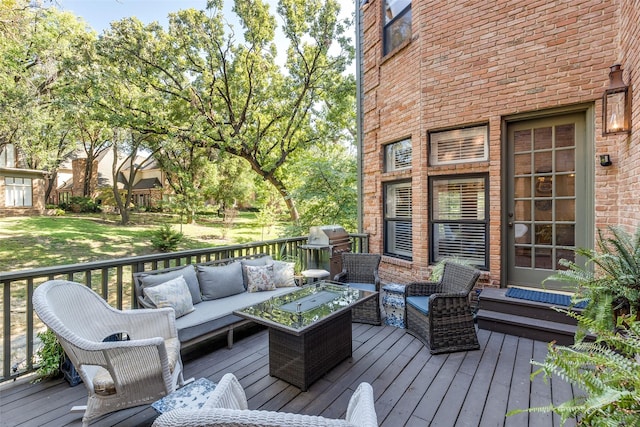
(197, 262), (245, 300)
(139, 265), (202, 305)
(272, 260), (296, 287)
(246, 264), (276, 293)
(143, 276), (195, 318)
(240, 256), (273, 289)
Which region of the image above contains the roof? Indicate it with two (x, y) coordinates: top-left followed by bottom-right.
(132, 177), (162, 190)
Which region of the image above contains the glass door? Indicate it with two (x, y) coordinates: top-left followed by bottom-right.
(507, 113), (590, 289)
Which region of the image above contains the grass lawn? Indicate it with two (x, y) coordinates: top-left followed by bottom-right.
(0, 212), (287, 272)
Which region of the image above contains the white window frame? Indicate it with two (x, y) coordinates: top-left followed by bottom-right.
(0, 144), (15, 168)
(384, 139), (412, 172)
(429, 125), (489, 165)
(384, 180), (412, 259)
(430, 174), (488, 268)
(5, 177), (33, 207)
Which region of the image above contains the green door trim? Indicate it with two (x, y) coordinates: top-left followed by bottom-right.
(501, 105), (594, 289)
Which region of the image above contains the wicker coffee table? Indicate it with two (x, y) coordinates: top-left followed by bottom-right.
(234, 281), (377, 391)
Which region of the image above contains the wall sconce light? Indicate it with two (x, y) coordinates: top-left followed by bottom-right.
(602, 64), (631, 135)
(599, 154), (612, 167)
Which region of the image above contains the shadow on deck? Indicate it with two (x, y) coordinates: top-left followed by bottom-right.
(0, 324), (576, 427)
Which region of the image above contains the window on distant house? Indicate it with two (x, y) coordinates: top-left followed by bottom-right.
(0, 143), (15, 168)
(5, 177), (33, 207)
(384, 180), (412, 259)
(385, 139), (412, 172)
(383, 0), (412, 55)
(429, 125), (489, 165)
(430, 175), (488, 268)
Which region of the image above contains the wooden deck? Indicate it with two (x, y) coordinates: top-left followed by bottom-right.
(0, 324), (577, 427)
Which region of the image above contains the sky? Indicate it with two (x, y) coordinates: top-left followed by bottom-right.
(57, 0), (227, 33)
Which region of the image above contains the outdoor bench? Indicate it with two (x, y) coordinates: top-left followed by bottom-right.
(132, 254), (299, 350)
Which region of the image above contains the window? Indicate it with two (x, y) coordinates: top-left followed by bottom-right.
(429, 125), (489, 165)
(384, 181), (412, 259)
(384, 139), (412, 171)
(5, 177), (33, 207)
(0, 144), (15, 168)
(383, 0), (411, 55)
(430, 175), (488, 268)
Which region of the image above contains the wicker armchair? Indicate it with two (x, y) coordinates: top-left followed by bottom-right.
(405, 262), (481, 354)
(333, 253), (382, 325)
(33, 280), (185, 427)
(152, 373), (378, 427)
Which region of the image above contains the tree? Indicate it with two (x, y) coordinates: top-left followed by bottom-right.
(109, 130), (159, 225)
(95, 0), (355, 221)
(0, 1), (91, 182)
(284, 141), (357, 235)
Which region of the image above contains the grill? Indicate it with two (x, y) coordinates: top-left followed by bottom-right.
(300, 225), (352, 278)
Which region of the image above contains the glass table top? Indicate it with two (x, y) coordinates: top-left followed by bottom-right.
(234, 281), (376, 334)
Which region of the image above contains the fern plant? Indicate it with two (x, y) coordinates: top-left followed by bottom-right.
(508, 311), (640, 425)
(544, 226), (640, 337)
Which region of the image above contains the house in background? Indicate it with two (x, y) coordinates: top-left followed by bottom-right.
(118, 158), (166, 210)
(356, 0), (639, 289)
(0, 143), (47, 217)
(49, 149), (112, 205)
(51, 151), (167, 210)
(1, 142), (168, 217)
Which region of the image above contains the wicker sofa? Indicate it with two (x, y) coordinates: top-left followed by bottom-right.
(152, 373), (378, 427)
(133, 255), (299, 350)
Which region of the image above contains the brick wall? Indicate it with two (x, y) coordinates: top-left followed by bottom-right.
(616, 0), (640, 230)
(361, 0), (636, 285)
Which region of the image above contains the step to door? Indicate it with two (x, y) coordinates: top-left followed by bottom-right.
(478, 288), (580, 325)
(477, 309), (577, 346)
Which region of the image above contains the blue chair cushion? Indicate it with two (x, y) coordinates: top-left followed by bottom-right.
(406, 296), (430, 316)
(345, 283), (376, 292)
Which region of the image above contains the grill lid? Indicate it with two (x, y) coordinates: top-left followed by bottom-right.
(307, 225), (349, 246)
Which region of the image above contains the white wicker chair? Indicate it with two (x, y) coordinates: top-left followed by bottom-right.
(33, 280), (185, 427)
(152, 373), (378, 427)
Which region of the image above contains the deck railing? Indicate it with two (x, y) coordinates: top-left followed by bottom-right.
(0, 233), (369, 382)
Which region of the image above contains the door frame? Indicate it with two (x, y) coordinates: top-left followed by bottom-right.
(501, 104), (595, 289)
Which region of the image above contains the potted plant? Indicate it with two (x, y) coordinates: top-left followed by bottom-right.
(544, 225), (640, 338)
(34, 329), (82, 386)
(34, 329), (64, 381)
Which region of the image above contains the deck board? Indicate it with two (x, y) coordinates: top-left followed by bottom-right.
(0, 324), (575, 427)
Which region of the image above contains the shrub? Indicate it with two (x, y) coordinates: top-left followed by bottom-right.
(150, 224), (183, 252)
(60, 196), (101, 213)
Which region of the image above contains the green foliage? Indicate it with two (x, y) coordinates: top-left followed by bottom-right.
(60, 196), (101, 213)
(429, 257), (477, 281)
(150, 224), (184, 252)
(0, 1), (92, 174)
(544, 226), (640, 336)
(94, 0), (355, 221)
(508, 313), (640, 425)
(283, 142), (357, 235)
(34, 329), (64, 381)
